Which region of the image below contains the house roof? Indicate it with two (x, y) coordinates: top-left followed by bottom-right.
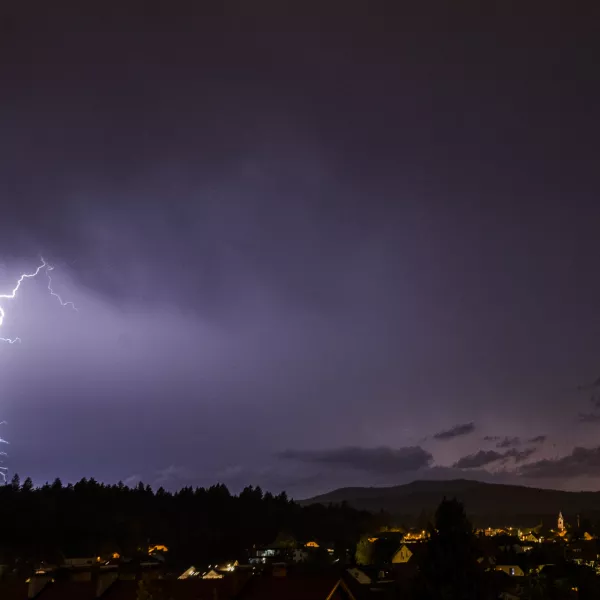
(389, 562), (419, 579)
(568, 541), (598, 561)
(0, 581), (98, 600)
(101, 576), (249, 600)
(0, 574), (345, 600)
(236, 574), (344, 600)
(0, 582), (27, 600)
(396, 542), (427, 561)
(37, 581), (97, 600)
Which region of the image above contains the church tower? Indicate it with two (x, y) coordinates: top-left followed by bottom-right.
(558, 511), (564, 532)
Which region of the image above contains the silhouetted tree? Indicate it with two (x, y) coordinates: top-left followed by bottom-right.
(273, 530), (297, 549)
(414, 497), (492, 600)
(355, 534), (374, 565)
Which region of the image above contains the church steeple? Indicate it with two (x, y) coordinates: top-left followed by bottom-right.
(558, 511), (564, 532)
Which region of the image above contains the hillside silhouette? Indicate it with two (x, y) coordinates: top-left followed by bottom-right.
(302, 479), (600, 527)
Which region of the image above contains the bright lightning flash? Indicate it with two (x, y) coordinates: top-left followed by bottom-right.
(0, 421), (7, 482)
(0, 257), (78, 343)
(0, 259), (77, 481)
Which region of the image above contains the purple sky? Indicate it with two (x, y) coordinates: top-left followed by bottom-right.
(1, 3), (600, 497)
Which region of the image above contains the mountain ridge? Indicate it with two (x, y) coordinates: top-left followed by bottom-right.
(300, 479), (600, 526)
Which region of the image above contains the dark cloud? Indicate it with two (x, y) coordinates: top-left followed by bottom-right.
(433, 422), (475, 441)
(578, 413), (600, 423)
(579, 376), (600, 391)
(495, 436), (521, 448)
(519, 446), (600, 479)
(454, 450), (503, 469)
(577, 392), (600, 421)
(528, 435), (547, 444)
(454, 447), (536, 469)
(485, 435), (546, 447)
(278, 446), (433, 474)
(578, 382), (600, 413)
(509, 448), (537, 463)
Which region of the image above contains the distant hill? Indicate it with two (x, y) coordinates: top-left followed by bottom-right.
(301, 479), (600, 527)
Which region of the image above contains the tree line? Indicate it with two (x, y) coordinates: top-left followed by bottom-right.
(0, 474), (374, 570)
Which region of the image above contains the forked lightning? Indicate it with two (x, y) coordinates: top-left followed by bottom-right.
(0, 257), (77, 343)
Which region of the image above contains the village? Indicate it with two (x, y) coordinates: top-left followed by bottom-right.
(2, 510), (599, 599)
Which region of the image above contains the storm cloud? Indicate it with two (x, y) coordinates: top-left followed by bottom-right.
(495, 436), (521, 449)
(528, 435), (547, 444)
(454, 447), (537, 469)
(433, 422), (476, 441)
(0, 3), (599, 495)
(578, 413), (600, 423)
(518, 446), (600, 479)
(278, 446), (433, 474)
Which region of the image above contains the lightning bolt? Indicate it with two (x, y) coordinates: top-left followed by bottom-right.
(0, 421), (7, 483)
(0, 257), (77, 343)
(0, 259), (77, 481)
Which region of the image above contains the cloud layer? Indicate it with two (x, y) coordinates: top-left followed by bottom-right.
(433, 422), (475, 441)
(528, 435), (547, 444)
(453, 447), (536, 469)
(495, 436), (521, 448)
(518, 446), (600, 479)
(278, 446), (433, 473)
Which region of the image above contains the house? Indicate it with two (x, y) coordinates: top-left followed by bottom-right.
(101, 577), (248, 600)
(0, 571), (251, 599)
(403, 530), (427, 541)
(511, 543), (533, 554)
(0, 572), (354, 600)
(0, 582), (28, 600)
(217, 561), (239, 572)
(178, 565), (198, 579)
(495, 565), (525, 577)
(5, 577), (101, 600)
(520, 531), (540, 543)
(63, 557), (98, 568)
(498, 592), (521, 600)
(202, 569), (224, 579)
(346, 568), (372, 585)
(391, 544), (413, 564)
(25, 575), (53, 598)
(568, 541), (598, 566)
(293, 549), (309, 563)
(252, 545), (287, 563)
(27, 581), (98, 600)
(236, 573), (355, 600)
(477, 556), (496, 569)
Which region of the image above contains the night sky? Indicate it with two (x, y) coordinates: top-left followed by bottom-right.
(1, 2), (600, 497)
